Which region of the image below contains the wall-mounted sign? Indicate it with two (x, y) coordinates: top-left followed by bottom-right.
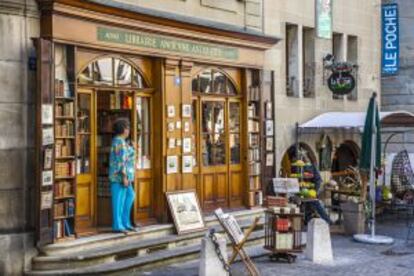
(97, 27), (239, 60)
(316, 0), (332, 39)
(328, 71), (356, 95)
(382, 3), (399, 75)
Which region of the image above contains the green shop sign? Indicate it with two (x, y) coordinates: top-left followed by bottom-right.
(97, 27), (239, 60)
(316, 0), (332, 39)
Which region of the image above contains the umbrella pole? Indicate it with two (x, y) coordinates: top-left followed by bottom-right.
(369, 101), (377, 237)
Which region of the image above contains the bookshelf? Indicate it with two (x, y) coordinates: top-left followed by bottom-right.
(52, 44), (76, 241)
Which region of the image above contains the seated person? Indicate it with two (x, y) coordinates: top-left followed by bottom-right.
(303, 164), (333, 225)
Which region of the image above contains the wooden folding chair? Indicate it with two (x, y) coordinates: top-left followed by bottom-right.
(214, 211), (261, 276)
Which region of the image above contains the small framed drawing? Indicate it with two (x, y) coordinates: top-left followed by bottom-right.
(167, 105), (175, 118)
(266, 137), (273, 151)
(176, 121), (182, 129)
(168, 138), (176, 149)
(42, 127), (54, 146)
(184, 121), (190, 132)
(168, 122), (175, 132)
(166, 190), (205, 234)
(182, 155), (193, 173)
(265, 101), (272, 119)
(41, 104), (53, 125)
(182, 104), (192, 118)
(42, 170), (53, 186)
(40, 191), (53, 210)
(166, 155), (178, 174)
(265, 120), (274, 136)
(176, 139), (182, 147)
(266, 153), (274, 166)
(183, 138), (192, 153)
(43, 147), (53, 169)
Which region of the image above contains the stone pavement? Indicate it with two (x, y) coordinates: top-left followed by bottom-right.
(138, 215), (414, 276)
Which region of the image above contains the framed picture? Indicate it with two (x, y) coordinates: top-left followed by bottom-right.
(166, 155), (178, 174)
(182, 104), (192, 118)
(266, 153), (274, 166)
(40, 191), (53, 210)
(266, 137), (273, 151)
(168, 122), (175, 132)
(265, 120), (274, 136)
(42, 127), (54, 146)
(184, 121), (190, 132)
(176, 139), (182, 147)
(41, 104), (53, 125)
(183, 137), (192, 153)
(265, 101), (273, 119)
(167, 105), (175, 118)
(166, 190), (205, 234)
(168, 138), (176, 149)
(176, 121), (182, 129)
(182, 155), (193, 173)
(42, 170), (53, 186)
(43, 147), (53, 169)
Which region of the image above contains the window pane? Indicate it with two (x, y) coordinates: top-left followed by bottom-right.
(132, 68), (146, 88)
(229, 102), (240, 133)
(230, 134), (240, 164)
(212, 71), (226, 94)
(78, 63), (94, 85)
(192, 76), (199, 92)
(227, 79), (237, 95)
(136, 97), (151, 169)
(202, 101), (224, 134)
(77, 94), (91, 133)
(93, 58), (113, 86)
(202, 133), (225, 166)
(192, 100), (197, 167)
(115, 59), (132, 86)
(199, 70), (212, 93)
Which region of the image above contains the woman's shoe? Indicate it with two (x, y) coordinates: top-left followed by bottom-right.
(126, 227), (138, 232)
(113, 229), (129, 235)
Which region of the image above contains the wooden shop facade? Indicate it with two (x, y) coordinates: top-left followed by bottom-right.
(35, 0), (279, 245)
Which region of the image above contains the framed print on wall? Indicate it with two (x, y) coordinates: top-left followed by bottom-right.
(166, 190), (205, 234)
(167, 105), (175, 118)
(41, 104), (53, 125)
(182, 155), (193, 173)
(166, 155), (178, 174)
(182, 104), (192, 118)
(42, 170), (53, 186)
(266, 137), (273, 151)
(183, 137), (192, 153)
(43, 147), (53, 169)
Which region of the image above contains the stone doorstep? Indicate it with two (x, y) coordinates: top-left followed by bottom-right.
(26, 231), (265, 275)
(40, 208), (265, 256)
(32, 217), (265, 271)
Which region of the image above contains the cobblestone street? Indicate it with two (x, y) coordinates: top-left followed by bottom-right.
(140, 216), (414, 276)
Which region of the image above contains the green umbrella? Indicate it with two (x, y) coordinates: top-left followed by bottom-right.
(360, 93), (381, 172)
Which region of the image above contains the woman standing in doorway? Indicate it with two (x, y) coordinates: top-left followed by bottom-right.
(109, 118), (136, 233)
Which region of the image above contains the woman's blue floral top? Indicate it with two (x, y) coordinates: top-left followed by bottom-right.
(109, 136), (136, 183)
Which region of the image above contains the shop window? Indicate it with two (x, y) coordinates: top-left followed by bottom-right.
(78, 57), (147, 89)
(202, 101), (226, 166)
(229, 102), (241, 164)
(192, 100), (198, 167)
(136, 97), (151, 169)
(192, 69), (237, 95)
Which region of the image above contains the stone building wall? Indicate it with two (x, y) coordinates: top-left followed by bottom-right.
(0, 0), (39, 274)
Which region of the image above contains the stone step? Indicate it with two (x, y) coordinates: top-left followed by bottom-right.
(39, 208), (264, 256)
(31, 217), (264, 271)
(26, 230), (265, 275)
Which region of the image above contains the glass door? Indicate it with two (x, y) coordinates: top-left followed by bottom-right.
(76, 90), (95, 234)
(200, 99), (228, 210)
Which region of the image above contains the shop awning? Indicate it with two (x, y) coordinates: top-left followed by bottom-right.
(298, 111), (414, 133)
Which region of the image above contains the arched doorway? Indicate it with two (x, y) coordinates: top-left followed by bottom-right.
(191, 67), (243, 210)
(331, 141), (360, 172)
(75, 55), (153, 233)
(280, 143), (317, 177)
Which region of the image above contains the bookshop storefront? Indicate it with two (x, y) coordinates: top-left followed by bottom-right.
(35, 0), (279, 244)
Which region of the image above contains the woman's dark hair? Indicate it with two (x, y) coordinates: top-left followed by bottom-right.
(113, 118), (130, 135)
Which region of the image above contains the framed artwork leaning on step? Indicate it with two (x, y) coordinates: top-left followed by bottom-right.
(166, 190), (205, 234)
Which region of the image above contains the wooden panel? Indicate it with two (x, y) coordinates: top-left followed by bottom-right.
(216, 173), (227, 206)
(138, 178), (151, 209)
(76, 183), (92, 217)
(202, 174), (214, 202)
(230, 171), (242, 200)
